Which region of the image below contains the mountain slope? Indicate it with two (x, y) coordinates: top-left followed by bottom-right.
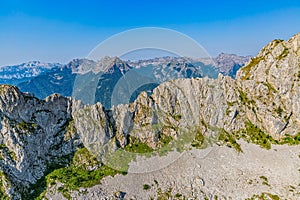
(236, 34), (300, 138)
(17, 67), (76, 99)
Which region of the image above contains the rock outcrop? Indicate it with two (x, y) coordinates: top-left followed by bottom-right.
(0, 85), (81, 199)
(236, 34), (300, 138)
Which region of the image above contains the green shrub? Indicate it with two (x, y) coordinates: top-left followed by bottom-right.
(191, 128), (205, 148)
(275, 106), (283, 117)
(143, 184), (151, 190)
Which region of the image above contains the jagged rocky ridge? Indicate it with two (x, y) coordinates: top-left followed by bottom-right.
(0, 34), (299, 199)
(0, 86), (82, 199)
(12, 53), (249, 108)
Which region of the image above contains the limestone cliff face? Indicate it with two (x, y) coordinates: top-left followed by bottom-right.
(236, 33), (300, 138)
(0, 34), (300, 199)
(0, 85), (80, 199)
(72, 75), (244, 159)
(73, 34), (300, 160)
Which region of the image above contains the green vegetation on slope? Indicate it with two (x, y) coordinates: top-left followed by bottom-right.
(241, 121), (300, 147)
(0, 171), (10, 200)
(218, 120), (300, 152)
(22, 120), (300, 199)
(238, 90), (255, 106)
(102, 127), (198, 172)
(246, 192), (280, 200)
(18, 120), (37, 132)
(277, 47), (289, 60)
(47, 162), (120, 195)
(0, 143), (17, 161)
(241, 56), (264, 80)
(191, 127), (205, 148)
(239, 121), (275, 149)
(34, 148), (124, 199)
(125, 137), (154, 154)
(218, 129), (243, 152)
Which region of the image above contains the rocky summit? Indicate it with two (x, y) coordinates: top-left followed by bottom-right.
(0, 34), (300, 199)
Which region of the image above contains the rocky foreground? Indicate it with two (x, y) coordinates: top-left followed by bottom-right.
(0, 34), (300, 199)
(46, 141), (300, 199)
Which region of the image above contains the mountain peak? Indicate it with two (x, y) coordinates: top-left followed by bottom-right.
(289, 32), (300, 41)
(65, 58), (97, 74)
(288, 33), (300, 53)
(65, 57), (131, 74)
(95, 56), (131, 74)
(236, 32), (300, 88)
(214, 53), (251, 75)
(0, 84), (23, 107)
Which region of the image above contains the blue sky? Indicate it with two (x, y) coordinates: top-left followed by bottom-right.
(0, 0), (300, 66)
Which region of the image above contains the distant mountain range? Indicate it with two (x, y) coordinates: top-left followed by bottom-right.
(0, 53), (251, 108)
(0, 61), (62, 85)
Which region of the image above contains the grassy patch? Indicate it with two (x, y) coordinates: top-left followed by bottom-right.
(239, 90), (255, 106)
(237, 121), (300, 150)
(157, 188), (172, 200)
(72, 147), (100, 170)
(238, 121), (288, 149)
(239, 121), (274, 149)
(191, 128), (205, 148)
(125, 137), (154, 154)
(33, 148), (124, 199)
(260, 176), (270, 186)
(215, 120), (299, 152)
(0, 143), (17, 161)
(246, 192), (280, 200)
(278, 133), (300, 145)
(18, 120), (37, 132)
(218, 129), (242, 153)
(158, 135), (173, 147)
(263, 82), (277, 93)
(102, 147), (136, 172)
(172, 114), (182, 121)
(277, 47), (289, 60)
(103, 128), (196, 171)
(241, 56), (264, 80)
(46, 164), (120, 191)
(0, 171), (10, 200)
(275, 106), (284, 117)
